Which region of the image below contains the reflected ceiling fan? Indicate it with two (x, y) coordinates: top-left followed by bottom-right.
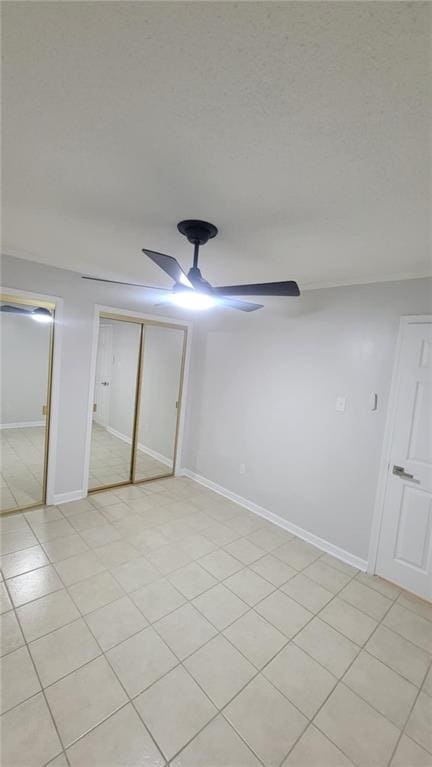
(83, 220), (300, 312)
(0, 304), (53, 323)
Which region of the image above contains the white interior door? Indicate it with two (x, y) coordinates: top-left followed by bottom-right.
(376, 318), (432, 601)
(93, 325), (112, 427)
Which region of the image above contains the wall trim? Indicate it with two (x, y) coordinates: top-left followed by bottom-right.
(52, 488), (86, 505)
(301, 272), (432, 292)
(106, 425), (173, 468)
(0, 420), (45, 430)
(181, 468), (368, 572)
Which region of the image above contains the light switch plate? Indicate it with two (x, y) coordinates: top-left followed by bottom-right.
(336, 396), (346, 412)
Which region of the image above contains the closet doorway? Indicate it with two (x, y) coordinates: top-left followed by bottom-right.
(88, 313), (187, 492)
(0, 294), (55, 514)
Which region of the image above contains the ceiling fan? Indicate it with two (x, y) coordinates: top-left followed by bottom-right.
(0, 304), (53, 323)
(82, 220), (300, 312)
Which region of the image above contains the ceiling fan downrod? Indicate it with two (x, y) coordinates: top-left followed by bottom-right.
(177, 219), (218, 287)
(193, 240), (200, 270)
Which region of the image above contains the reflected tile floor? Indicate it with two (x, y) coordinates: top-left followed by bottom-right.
(1, 427), (45, 512)
(0, 476), (431, 766)
(89, 422), (172, 489)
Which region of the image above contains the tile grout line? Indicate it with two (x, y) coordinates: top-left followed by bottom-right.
(385, 656), (432, 766)
(304, 588), (411, 767)
(3, 488), (263, 761)
(2, 480), (431, 766)
(252, 558), (404, 767)
(208, 551), (380, 765)
(68, 613), (167, 763)
(2, 542), (330, 762)
(2, 574), (73, 767)
(0, 507), (417, 684)
(148, 547), (364, 765)
(3, 532), (167, 761)
(1, 505), (425, 675)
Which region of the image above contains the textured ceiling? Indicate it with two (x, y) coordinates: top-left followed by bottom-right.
(2, 1), (431, 291)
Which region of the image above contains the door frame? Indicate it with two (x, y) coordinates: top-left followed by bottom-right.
(83, 304), (192, 494)
(368, 314), (432, 575)
(0, 286), (63, 513)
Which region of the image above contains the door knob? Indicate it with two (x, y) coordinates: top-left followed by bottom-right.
(392, 465), (416, 480)
(101, 381), (109, 386)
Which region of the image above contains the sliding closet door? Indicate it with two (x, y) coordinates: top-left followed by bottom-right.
(0, 297), (54, 513)
(133, 325), (185, 482)
(89, 317), (142, 490)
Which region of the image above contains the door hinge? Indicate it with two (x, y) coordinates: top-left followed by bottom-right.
(42, 404), (47, 416)
(93, 403), (97, 413)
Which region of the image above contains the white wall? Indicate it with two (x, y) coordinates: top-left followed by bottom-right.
(183, 278), (432, 562)
(1, 253), (190, 499)
(0, 311), (50, 425)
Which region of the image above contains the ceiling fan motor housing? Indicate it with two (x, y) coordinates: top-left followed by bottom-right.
(177, 220), (218, 245)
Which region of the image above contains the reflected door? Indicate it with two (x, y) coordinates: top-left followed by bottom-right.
(0, 298), (54, 513)
(93, 325), (113, 428)
(89, 318), (142, 490)
(134, 325), (185, 481)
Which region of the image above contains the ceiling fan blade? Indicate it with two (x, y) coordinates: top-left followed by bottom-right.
(0, 304), (31, 314)
(213, 280), (300, 297)
(82, 276), (170, 291)
(219, 297), (263, 312)
(142, 249), (193, 289)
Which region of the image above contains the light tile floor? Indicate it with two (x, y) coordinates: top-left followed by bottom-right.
(89, 423), (172, 489)
(0, 476), (431, 766)
(1, 427), (45, 512)
(0, 423), (172, 511)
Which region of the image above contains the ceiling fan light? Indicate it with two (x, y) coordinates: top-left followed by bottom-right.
(32, 307), (53, 323)
(178, 273), (193, 287)
(170, 291), (216, 310)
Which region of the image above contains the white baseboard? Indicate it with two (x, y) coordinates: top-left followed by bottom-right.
(139, 443), (173, 469)
(106, 425), (131, 445)
(0, 420), (45, 430)
(52, 489), (87, 505)
(106, 426), (172, 468)
(182, 469), (368, 572)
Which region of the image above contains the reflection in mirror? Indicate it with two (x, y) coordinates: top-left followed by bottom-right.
(134, 325), (185, 481)
(0, 301), (53, 512)
(89, 318), (141, 490)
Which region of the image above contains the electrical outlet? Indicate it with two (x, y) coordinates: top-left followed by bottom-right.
(239, 463), (246, 474)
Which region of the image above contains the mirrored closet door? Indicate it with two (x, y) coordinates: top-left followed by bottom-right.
(0, 295), (55, 513)
(89, 313), (186, 492)
(89, 318), (142, 490)
(134, 325), (185, 482)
